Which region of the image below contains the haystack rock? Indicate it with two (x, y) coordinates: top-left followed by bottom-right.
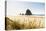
(25, 9), (32, 15)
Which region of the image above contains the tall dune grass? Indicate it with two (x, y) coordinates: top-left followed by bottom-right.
(5, 16), (45, 30)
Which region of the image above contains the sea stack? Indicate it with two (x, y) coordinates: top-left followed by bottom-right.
(25, 9), (32, 15)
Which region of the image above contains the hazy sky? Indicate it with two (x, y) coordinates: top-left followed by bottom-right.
(7, 0), (45, 16)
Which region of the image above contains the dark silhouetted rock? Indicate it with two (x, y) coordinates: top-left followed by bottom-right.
(25, 9), (32, 15)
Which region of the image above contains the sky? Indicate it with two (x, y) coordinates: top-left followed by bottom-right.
(6, 0), (45, 16)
